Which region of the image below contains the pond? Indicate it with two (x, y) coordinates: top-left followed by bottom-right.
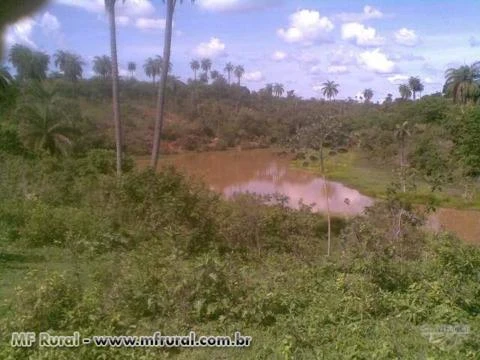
(137, 149), (480, 244)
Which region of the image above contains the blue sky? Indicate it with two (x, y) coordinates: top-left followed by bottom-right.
(3, 0), (480, 101)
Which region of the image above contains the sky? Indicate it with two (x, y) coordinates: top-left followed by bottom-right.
(3, 0), (480, 102)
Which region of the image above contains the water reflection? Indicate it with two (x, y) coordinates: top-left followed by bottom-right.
(138, 149), (373, 216)
(136, 149), (480, 244)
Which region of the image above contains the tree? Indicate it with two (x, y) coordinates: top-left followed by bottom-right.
(0, 66), (13, 90)
(321, 80), (339, 101)
(210, 70), (220, 80)
(127, 61), (136, 79)
(105, 0), (123, 176)
(0, 66), (17, 110)
(234, 65), (245, 85)
(408, 76), (423, 100)
(93, 55), (112, 79)
(154, 55), (172, 75)
(16, 83), (77, 155)
(190, 59), (199, 80)
(296, 113), (345, 256)
(9, 44), (50, 81)
(144, 57), (157, 83)
(444, 62), (480, 104)
(399, 84), (412, 100)
(200, 58), (212, 81)
(363, 88), (373, 103)
(53, 50), (84, 94)
(151, 0), (194, 169)
(224, 62), (234, 84)
(384, 93), (393, 104)
(394, 121), (411, 193)
(287, 90), (295, 98)
(273, 83), (284, 97)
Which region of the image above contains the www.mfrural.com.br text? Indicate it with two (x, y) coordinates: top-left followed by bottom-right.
(11, 331), (252, 348)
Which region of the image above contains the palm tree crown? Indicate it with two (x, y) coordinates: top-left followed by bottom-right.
(224, 62), (234, 84)
(444, 62), (480, 104)
(408, 76), (424, 100)
(93, 55), (112, 79)
(234, 65), (245, 85)
(54, 50), (84, 82)
(190, 59), (200, 80)
(9, 44), (50, 81)
(321, 80), (339, 100)
(17, 83), (77, 155)
(399, 84), (412, 100)
(363, 88), (374, 103)
(127, 61), (136, 78)
(273, 83), (285, 97)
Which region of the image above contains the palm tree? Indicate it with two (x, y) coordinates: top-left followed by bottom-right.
(234, 65), (245, 85)
(362, 88), (373, 103)
(105, 0), (123, 176)
(384, 93), (393, 104)
(200, 58), (212, 81)
(0, 66), (13, 90)
(127, 61), (136, 79)
(264, 83), (273, 97)
(273, 83), (285, 97)
(154, 55), (172, 75)
(54, 50), (84, 84)
(210, 70), (220, 80)
(9, 44), (50, 81)
(321, 80), (339, 100)
(93, 55), (112, 79)
(394, 121), (411, 193)
(444, 63), (480, 104)
(190, 59), (199, 81)
(399, 84), (412, 100)
(151, 0), (195, 169)
(224, 62), (234, 84)
(143, 57), (157, 83)
(408, 76), (423, 100)
(17, 83), (77, 155)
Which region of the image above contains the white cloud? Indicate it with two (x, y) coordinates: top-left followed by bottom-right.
(5, 18), (37, 48)
(40, 12), (61, 33)
(55, 0), (154, 17)
(387, 74), (409, 84)
(327, 65), (349, 74)
(197, 0), (276, 12)
(394, 28), (419, 46)
(329, 46), (357, 65)
(358, 48), (395, 73)
(194, 37), (226, 58)
(294, 51), (320, 64)
(244, 71), (264, 82)
(277, 9), (334, 44)
(135, 18), (166, 30)
(337, 5), (383, 22)
(470, 36), (480, 47)
(424, 76), (440, 84)
(312, 85), (324, 93)
(116, 16), (130, 26)
(272, 50), (287, 61)
(309, 64), (323, 74)
(342, 22), (384, 46)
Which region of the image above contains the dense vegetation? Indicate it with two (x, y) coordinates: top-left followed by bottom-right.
(1, 2), (480, 358)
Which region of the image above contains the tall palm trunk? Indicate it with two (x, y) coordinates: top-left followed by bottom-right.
(107, 0), (123, 176)
(151, 0), (175, 169)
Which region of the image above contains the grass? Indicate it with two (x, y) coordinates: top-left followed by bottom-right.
(292, 150), (480, 210)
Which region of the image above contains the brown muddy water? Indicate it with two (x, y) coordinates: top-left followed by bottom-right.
(137, 149), (480, 244)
